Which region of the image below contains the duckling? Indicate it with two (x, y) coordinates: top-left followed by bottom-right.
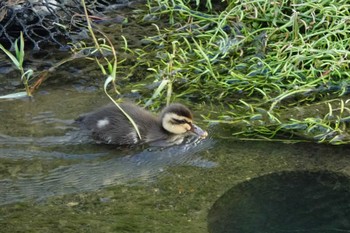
(76, 102), (208, 146)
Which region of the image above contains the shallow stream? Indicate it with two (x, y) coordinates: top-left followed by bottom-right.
(1, 88), (350, 232)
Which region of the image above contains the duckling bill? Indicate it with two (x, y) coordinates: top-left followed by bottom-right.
(76, 103), (208, 146)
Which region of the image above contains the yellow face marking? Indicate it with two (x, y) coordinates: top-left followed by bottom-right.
(162, 113), (193, 134)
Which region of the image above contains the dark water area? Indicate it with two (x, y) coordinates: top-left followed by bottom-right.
(208, 171), (350, 233)
(1, 88), (350, 232)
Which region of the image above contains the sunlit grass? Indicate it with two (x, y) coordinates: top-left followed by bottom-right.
(130, 0), (350, 144)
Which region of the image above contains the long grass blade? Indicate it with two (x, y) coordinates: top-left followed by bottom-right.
(103, 76), (142, 140)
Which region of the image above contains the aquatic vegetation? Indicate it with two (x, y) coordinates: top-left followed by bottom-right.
(0, 32), (33, 98)
(127, 0), (350, 144)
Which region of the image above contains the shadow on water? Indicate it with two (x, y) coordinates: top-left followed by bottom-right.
(208, 170), (350, 233)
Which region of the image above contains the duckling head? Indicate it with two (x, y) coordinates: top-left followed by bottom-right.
(161, 104), (208, 138)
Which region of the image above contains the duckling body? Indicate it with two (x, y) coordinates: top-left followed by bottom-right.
(76, 103), (207, 146)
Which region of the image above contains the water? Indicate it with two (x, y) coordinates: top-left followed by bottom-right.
(0, 89), (215, 204)
(0, 138), (215, 205)
(208, 171), (350, 233)
(1, 89), (350, 232)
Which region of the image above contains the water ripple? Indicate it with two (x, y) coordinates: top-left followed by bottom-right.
(0, 138), (215, 205)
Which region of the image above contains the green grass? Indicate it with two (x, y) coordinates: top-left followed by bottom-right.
(128, 0), (350, 144)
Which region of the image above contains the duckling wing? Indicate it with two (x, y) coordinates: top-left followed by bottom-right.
(76, 103), (159, 145)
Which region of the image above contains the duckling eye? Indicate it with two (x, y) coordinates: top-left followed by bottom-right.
(172, 118), (190, 125)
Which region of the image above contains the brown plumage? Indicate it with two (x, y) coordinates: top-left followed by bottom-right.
(76, 102), (208, 146)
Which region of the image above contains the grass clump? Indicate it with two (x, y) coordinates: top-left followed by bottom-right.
(130, 0), (350, 144)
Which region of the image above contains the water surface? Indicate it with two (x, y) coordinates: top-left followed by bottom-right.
(1, 88), (350, 232)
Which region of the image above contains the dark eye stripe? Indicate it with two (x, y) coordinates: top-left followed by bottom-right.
(172, 118), (191, 124)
